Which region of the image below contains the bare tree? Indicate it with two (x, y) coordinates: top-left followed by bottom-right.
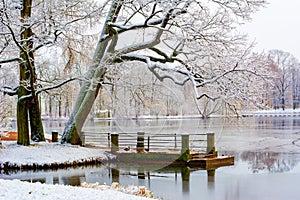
(268, 50), (299, 110)
(104, 63), (184, 118)
(291, 63), (300, 110)
(0, 0), (105, 145)
(60, 0), (267, 145)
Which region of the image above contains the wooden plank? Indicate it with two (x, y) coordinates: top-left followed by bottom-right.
(187, 156), (234, 169)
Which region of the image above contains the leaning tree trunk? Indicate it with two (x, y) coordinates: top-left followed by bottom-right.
(61, 46), (107, 144)
(61, 79), (103, 145)
(61, 1), (121, 145)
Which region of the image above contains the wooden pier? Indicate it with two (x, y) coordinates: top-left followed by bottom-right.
(81, 131), (234, 169)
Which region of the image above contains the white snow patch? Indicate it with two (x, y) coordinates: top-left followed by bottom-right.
(0, 142), (155, 199)
(0, 141), (114, 168)
(0, 179), (153, 200)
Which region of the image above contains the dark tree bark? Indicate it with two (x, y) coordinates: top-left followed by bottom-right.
(29, 95), (45, 141)
(17, 0), (45, 145)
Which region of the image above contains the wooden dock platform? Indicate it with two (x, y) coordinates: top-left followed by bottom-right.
(81, 131), (235, 170)
(116, 151), (234, 169)
(187, 155), (234, 169)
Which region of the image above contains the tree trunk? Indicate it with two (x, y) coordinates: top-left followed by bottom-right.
(61, 72), (104, 145)
(29, 96), (45, 141)
(61, 1), (122, 145)
(17, 0), (45, 145)
(49, 95), (52, 117)
(17, 89), (30, 146)
(58, 95), (62, 117)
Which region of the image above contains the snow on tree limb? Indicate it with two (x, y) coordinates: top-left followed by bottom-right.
(98, 0), (269, 103)
(1, 77), (78, 102)
(119, 53), (219, 101)
(0, 86), (19, 96)
(0, 57), (22, 64)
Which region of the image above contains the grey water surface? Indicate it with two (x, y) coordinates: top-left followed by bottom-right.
(3, 117), (300, 200)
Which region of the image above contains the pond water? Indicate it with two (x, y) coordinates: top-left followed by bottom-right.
(3, 117), (300, 200)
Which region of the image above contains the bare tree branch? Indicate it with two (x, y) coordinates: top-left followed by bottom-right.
(0, 57), (22, 64)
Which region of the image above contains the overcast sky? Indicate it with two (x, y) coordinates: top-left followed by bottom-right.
(242, 0), (300, 59)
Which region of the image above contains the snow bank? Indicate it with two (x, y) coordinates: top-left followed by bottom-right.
(0, 141), (115, 170)
(0, 179), (153, 200)
(0, 142), (155, 199)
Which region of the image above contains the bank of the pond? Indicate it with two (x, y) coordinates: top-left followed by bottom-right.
(0, 141), (157, 200)
(0, 179), (155, 200)
(0, 141), (115, 170)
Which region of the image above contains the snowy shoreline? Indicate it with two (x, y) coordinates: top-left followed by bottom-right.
(0, 141), (156, 200)
(0, 179), (155, 200)
(0, 141), (115, 171)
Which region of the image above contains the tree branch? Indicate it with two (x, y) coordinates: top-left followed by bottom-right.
(0, 57), (22, 64)
(0, 86), (19, 96)
(36, 77), (78, 95)
(16, 77), (78, 102)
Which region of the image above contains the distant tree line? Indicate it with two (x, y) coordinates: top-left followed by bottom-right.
(265, 50), (300, 110)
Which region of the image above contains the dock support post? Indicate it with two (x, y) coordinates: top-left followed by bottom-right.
(206, 133), (216, 156)
(108, 133), (111, 148)
(136, 132), (145, 152)
(181, 134), (190, 161)
(146, 136), (150, 152)
(174, 133), (177, 149)
(52, 131), (58, 142)
(111, 133), (119, 154)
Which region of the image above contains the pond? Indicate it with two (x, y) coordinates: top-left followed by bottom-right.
(2, 117), (300, 200)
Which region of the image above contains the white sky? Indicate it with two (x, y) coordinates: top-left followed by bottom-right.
(242, 0), (300, 59)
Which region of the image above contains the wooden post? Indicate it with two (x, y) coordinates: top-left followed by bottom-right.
(174, 133), (177, 149)
(146, 136), (150, 152)
(111, 133), (119, 154)
(181, 134), (189, 154)
(52, 131), (58, 142)
(136, 132), (145, 152)
(206, 133), (216, 155)
(108, 133), (111, 148)
(181, 134), (190, 161)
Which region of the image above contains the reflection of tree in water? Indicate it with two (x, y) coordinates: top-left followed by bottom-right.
(256, 117), (292, 130)
(240, 151), (299, 173)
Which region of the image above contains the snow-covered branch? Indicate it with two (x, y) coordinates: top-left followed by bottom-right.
(0, 57), (22, 64)
(17, 77), (78, 102)
(119, 53), (186, 84)
(0, 86), (19, 96)
(118, 53), (218, 100)
(35, 77), (78, 95)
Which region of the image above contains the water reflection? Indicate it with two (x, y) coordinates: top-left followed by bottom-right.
(111, 168), (120, 183)
(240, 151), (299, 173)
(5, 117), (300, 199)
(2, 152), (300, 200)
(180, 167), (190, 193)
(256, 116), (300, 130)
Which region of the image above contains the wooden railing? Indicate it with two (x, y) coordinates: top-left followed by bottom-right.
(80, 131), (216, 155)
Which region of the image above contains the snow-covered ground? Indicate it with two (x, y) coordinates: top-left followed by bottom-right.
(241, 108), (300, 117)
(0, 179), (153, 200)
(0, 141), (155, 200)
(0, 141), (114, 168)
